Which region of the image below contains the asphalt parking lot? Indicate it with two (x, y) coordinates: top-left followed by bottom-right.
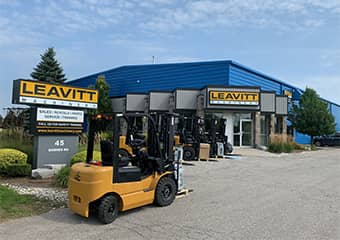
(1, 148), (340, 240)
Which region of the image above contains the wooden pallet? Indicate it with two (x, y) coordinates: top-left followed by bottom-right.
(198, 158), (219, 162)
(181, 161), (196, 166)
(176, 188), (191, 199)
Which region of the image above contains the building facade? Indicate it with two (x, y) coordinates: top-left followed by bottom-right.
(68, 60), (340, 145)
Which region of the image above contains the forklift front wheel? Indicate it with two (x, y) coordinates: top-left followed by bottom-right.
(98, 195), (119, 224)
(154, 177), (176, 207)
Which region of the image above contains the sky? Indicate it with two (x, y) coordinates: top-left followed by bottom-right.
(1, 0), (340, 115)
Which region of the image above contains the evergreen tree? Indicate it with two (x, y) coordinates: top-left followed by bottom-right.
(289, 87), (336, 144)
(31, 47), (67, 83)
(95, 75), (112, 114)
(2, 110), (18, 129)
(0, 114), (3, 127)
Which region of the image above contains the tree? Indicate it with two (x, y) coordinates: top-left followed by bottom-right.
(31, 47), (67, 83)
(0, 114), (3, 127)
(94, 75), (112, 114)
(289, 87), (336, 144)
(2, 110), (19, 129)
(18, 108), (32, 134)
(87, 75), (113, 132)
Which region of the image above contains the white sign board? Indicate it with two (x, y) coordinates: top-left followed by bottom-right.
(37, 108), (84, 123)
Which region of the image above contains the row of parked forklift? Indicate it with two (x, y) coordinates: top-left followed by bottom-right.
(68, 112), (233, 224)
(176, 115), (233, 160)
(118, 114), (233, 161)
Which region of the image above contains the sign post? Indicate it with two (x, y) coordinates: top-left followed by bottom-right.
(12, 79), (98, 169)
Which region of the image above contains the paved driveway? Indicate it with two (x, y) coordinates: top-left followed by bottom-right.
(1, 148), (340, 240)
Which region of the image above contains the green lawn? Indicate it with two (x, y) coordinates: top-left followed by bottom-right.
(0, 186), (62, 222)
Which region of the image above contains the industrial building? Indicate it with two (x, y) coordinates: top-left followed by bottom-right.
(68, 60), (340, 146)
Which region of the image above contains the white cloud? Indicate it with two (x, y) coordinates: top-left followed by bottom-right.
(141, 0), (340, 33)
(0, 0), (338, 47)
(294, 75), (340, 103)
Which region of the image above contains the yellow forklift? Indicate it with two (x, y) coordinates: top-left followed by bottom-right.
(177, 116), (205, 160)
(68, 113), (179, 224)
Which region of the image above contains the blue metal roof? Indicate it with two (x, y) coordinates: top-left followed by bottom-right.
(67, 59), (339, 107)
(68, 59), (340, 142)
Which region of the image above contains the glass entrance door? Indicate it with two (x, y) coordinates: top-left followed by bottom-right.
(240, 120), (252, 146)
(233, 114), (253, 147)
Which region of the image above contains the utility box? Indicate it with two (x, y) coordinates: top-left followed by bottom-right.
(199, 143), (210, 160)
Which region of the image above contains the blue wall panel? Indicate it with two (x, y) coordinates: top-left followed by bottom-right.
(229, 64), (282, 93)
(66, 69), (124, 96)
(294, 131), (311, 144)
(330, 104), (340, 132)
(68, 61), (229, 97)
(116, 62), (229, 95)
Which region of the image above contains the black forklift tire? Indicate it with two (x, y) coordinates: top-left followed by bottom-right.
(183, 146), (195, 161)
(225, 143), (233, 154)
(118, 149), (130, 158)
(154, 176), (176, 207)
(98, 195), (119, 224)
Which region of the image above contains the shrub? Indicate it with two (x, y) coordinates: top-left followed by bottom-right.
(0, 133), (33, 164)
(282, 142), (294, 153)
(268, 142), (294, 153)
(6, 164), (32, 177)
(268, 142), (283, 153)
(56, 166), (70, 188)
(70, 150), (101, 165)
(0, 148), (28, 173)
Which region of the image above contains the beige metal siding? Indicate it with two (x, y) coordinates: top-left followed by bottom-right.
(261, 92), (275, 113)
(276, 96), (288, 115)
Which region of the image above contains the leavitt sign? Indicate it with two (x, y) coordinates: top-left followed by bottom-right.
(209, 91), (259, 106)
(12, 79), (98, 109)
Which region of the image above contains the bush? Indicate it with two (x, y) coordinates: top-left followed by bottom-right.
(70, 150), (101, 165)
(0, 148), (28, 173)
(282, 142), (294, 153)
(268, 142), (294, 153)
(268, 142), (283, 153)
(56, 166), (70, 188)
(0, 133), (33, 164)
(6, 164), (31, 177)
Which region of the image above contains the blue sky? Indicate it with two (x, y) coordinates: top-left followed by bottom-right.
(1, 0), (340, 115)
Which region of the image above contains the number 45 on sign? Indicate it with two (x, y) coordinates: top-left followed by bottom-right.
(54, 140), (65, 146)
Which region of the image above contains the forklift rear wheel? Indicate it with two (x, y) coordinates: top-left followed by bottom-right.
(183, 146), (195, 161)
(98, 195), (119, 224)
(154, 177), (176, 207)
